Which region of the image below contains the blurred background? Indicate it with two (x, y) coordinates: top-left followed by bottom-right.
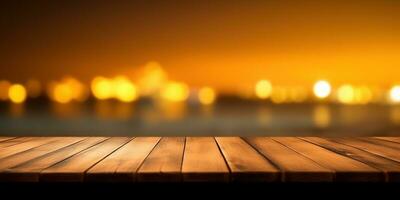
(0, 0), (399, 136)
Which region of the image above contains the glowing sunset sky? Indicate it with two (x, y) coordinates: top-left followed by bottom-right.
(0, 0), (399, 92)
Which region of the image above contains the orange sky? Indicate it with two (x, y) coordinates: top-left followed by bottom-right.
(0, 0), (399, 92)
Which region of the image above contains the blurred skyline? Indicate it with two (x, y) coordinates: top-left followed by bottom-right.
(1, 0), (400, 93)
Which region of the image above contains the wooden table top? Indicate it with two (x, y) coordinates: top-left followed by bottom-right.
(0, 136), (399, 182)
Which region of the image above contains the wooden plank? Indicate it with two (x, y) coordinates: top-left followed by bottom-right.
(137, 137), (185, 182)
(0, 137), (85, 171)
(215, 137), (279, 182)
(182, 137), (229, 182)
(374, 137), (400, 144)
(40, 137), (131, 182)
(245, 137), (333, 182)
(2, 137), (108, 182)
(331, 138), (400, 163)
(359, 138), (400, 150)
(0, 137), (16, 143)
(0, 137), (58, 159)
(0, 137), (37, 149)
(86, 137), (160, 182)
(272, 137), (384, 182)
(302, 137), (400, 182)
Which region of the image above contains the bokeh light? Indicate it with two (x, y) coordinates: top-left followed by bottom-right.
(270, 86), (287, 104)
(62, 77), (89, 102)
(113, 76), (138, 103)
(198, 87), (216, 105)
(91, 76), (113, 100)
(354, 86), (373, 105)
(255, 80), (272, 99)
(337, 84), (355, 104)
(53, 83), (73, 104)
(160, 81), (189, 102)
(8, 84), (27, 104)
(390, 85), (400, 103)
(313, 80), (331, 99)
(137, 62), (168, 97)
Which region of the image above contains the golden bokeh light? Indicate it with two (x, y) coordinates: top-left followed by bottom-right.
(354, 86), (373, 105)
(313, 80), (331, 99)
(8, 84), (27, 104)
(137, 62), (168, 97)
(113, 76), (138, 103)
(0, 80), (11, 101)
(288, 86), (308, 103)
(198, 87), (216, 105)
(25, 79), (42, 98)
(271, 86), (287, 104)
(337, 84), (355, 104)
(390, 85), (400, 103)
(91, 76), (113, 100)
(255, 80), (272, 99)
(62, 77), (89, 102)
(53, 83), (73, 104)
(160, 81), (189, 102)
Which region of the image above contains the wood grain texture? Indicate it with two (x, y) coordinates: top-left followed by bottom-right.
(0, 137), (84, 171)
(331, 138), (400, 163)
(182, 137), (229, 182)
(138, 137), (185, 182)
(0, 137), (39, 149)
(215, 137), (279, 182)
(0, 137), (399, 182)
(246, 137), (333, 182)
(273, 137), (384, 182)
(41, 137), (131, 182)
(0, 137), (58, 159)
(2, 137), (108, 182)
(0, 137), (16, 143)
(302, 137), (400, 182)
(86, 137), (160, 182)
(360, 138), (400, 150)
(374, 137), (400, 144)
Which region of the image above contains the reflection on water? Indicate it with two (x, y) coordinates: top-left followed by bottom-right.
(313, 105), (331, 128)
(0, 99), (400, 136)
(390, 106), (400, 125)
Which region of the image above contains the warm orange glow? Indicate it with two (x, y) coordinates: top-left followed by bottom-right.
(136, 62), (168, 97)
(8, 84), (27, 103)
(25, 79), (42, 98)
(113, 76), (138, 102)
(0, 80), (11, 101)
(53, 83), (73, 104)
(91, 76), (113, 100)
(271, 87), (287, 104)
(198, 87), (216, 105)
(63, 77), (89, 102)
(255, 80), (272, 99)
(337, 84), (354, 104)
(390, 85), (400, 103)
(288, 87), (308, 103)
(313, 105), (331, 128)
(354, 86), (373, 104)
(313, 80), (331, 99)
(160, 81), (189, 102)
